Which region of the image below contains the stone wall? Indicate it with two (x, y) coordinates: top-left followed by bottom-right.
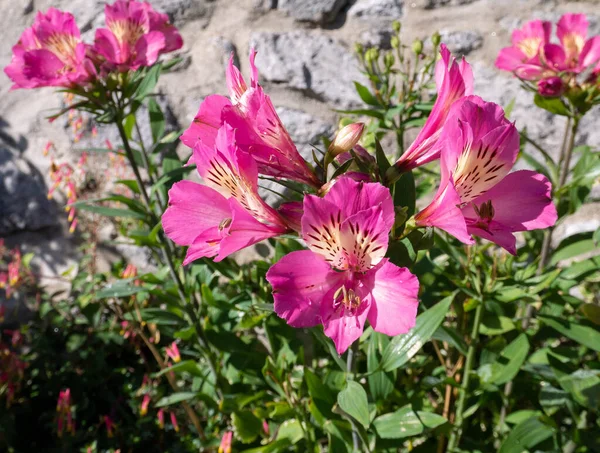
(0, 0), (598, 301)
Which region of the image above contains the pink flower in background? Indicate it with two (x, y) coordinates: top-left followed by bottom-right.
(181, 50), (320, 187)
(104, 415), (115, 437)
(165, 342), (181, 363)
(415, 96), (557, 254)
(496, 20), (551, 73)
(157, 409), (165, 429)
(267, 177), (419, 354)
(170, 412), (179, 432)
(163, 124), (288, 264)
(219, 431), (233, 453)
(5, 8), (92, 89)
(56, 388), (75, 436)
(391, 44), (473, 174)
(537, 76), (565, 97)
(93, 0), (182, 71)
(140, 393), (151, 416)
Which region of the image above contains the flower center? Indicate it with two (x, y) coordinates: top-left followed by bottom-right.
(518, 37), (542, 59)
(472, 200), (495, 231)
(110, 19), (147, 48)
(333, 285), (362, 313)
(42, 33), (80, 68)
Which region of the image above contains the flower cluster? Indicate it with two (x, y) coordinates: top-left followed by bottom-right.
(56, 388), (76, 437)
(0, 332), (27, 408)
(164, 44), (557, 354)
(496, 14), (600, 97)
(4, 0), (182, 90)
(0, 244), (33, 299)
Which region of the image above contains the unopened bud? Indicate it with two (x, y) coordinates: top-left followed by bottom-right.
(392, 20), (401, 33)
(412, 39), (423, 55)
(391, 36), (400, 49)
(365, 48), (379, 63)
(537, 76), (565, 97)
(432, 31), (441, 47)
(328, 123), (365, 157)
(354, 43), (364, 55)
(384, 52), (395, 68)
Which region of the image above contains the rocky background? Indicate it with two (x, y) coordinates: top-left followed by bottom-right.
(0, 0), (599, 306)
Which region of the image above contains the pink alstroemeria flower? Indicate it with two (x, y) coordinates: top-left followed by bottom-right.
(556, 14), (600, 75)
(163, 124), (288, 264)
(415, 96), (557, 254)
(5, 8), (92, 89)
(266, 177), (419, 354)
(219, 431), (233, 453)
(181, 50), (320, 187)
(391, 44), (473, 174)
(165, 342), (181, 363)
(496, 20), (551, 74)
(93, 0), (182, 71)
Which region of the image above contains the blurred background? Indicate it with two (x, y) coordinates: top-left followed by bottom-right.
(1, 0), (599, 315)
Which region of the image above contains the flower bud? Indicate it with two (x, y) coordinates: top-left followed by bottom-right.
(365, 48), (379, 63)
(354, 43), (364, 55)
(412, 39), (423, 55)
(432, 31), (441, 47)
(392, 20), (401, 33)
(384, 52), (395, 68)
(537, 76), (565, 97)
(391, 36), (400, 49)
(328, 123), (365, 157)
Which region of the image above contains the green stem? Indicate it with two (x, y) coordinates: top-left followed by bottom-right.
(447, 301), (484, 452)
(114, 115), (224, 400)
(347, 344), (360, 452)
(134, 117), (167, 213)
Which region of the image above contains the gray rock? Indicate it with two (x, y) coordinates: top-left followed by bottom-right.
(0, 148), (58, 236)
(423, 0), (479, 8)
(439, 30), (483, 56)
(151, 0), (214, 27)
(359, 29), (394, 50)
(250, 31), (365, 108)
(348, 0), (404, 19)
(278, 0), (348, 24)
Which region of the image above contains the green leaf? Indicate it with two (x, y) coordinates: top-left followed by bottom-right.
(432, 326), (468, 356)
(96, 280), (146, 299)
(489, 333), (530, 385)
(533, 94), (571, 116)
(498, 416), (555, 453)
(155, 392), (198, 407)
(71, 202), (147, 220)
(147, 98), (165, 144)
(559, 369), (600, 410)
(550, 232), (595, 265)
(354, 82), (379, 106)
(538, 315), (600, 352)
(153, 360), (206, 378)
(305, 370), (335, 419)
(392, 171), (415, 218)
(368, 333), (395, 401)
(480, 316), (516, 336)
(233, 410), (263, 444)
(275, 419), (304, 444)
(133, 64), (162, 101)
(337, 381), (370, 429)
(381, 294), (454, 372)
(373, 406), (447, 439)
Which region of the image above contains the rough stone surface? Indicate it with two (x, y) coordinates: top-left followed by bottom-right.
(278, 0), (348, 24)
(348, 0), (404, 19)
(438, 30), (484, 55)
(422, 0), (480, 9)
(0, 148), (57, 236)
(250, 31), (365, 108)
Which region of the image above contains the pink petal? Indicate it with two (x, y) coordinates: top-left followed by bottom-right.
(542, 43), (567, 72)
(557, 13), (588, 58)
(22, 49), (66, 85)
(266, 250), (343, 328)
(183, 226), (222, 264)
(181, 95), (231, 150)
(415, 181), (474, 245)
(322, 291), (371, 355)
(324, 177), (394, 224)
(466, 224), (518, 255)
(133, 31), (166, 67)
(514, 63), (547, 81)
(226, 52), (248, 104)
(464, 170), (557, 231)
(216, 198), (286, 261)
(580, 36), (600, 71)
(495, 46), (528, 72)
(162, 181), (230, 246)
(278, 201), (303, 233)
(366, 259), (419, 336)
(93, 28), (121, 64)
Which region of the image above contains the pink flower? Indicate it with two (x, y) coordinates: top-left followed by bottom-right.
(496, 20), (551, 73)
(219, 431), (233, 453)
(157, 409), (165, 429)
(391, 44), (473, 174)
(170, 412), (179, 432)
(182, 50), (320, 187)
(93, 0), (182, 71)
(328, 123), (365, 157)
(4, 8), (92, 89)
(140, 393), (150, 416)
(537, 76), (565, 97)
(165, 342), (181, 363)
(104, 415), (115, 437)
(163, 124), (288, 264)
(266, 177), (419, 354)
(415, 96), (557, 254)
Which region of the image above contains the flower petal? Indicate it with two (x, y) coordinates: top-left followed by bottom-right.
(181, 95), (231, 149)
(322, 294), (370, 355)
(324, 177), (394, 223)
(366, 259), (419, 336)
(267, 250), (343, 328)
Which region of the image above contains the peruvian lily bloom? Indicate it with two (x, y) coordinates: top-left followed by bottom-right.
(266, 177), (419, 354)
(556, 14), (600, 75)
(495, 19), (551, 74)
(182, 50), (320, 187)
(93, 0), (182, 71)
(219, 431), (233, 453)
(5, 8), (92, 89)
(165, 342), (181, 363)
(163, 124), (288, 264)
(390, 44), (473, 176)
(415, 96), (557, 254)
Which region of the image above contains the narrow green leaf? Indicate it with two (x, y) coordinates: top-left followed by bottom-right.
(153, 360), (206, 378)
(373, 406), (446, 439)
(133, 64), (162, 101)
(72, 202), (147, 220)
(498, 416), (555, 453)
(533, 94), (570, 116)
(539, 315), (600, 352)
(354, 82), (379, 106)
(367, 333), (394, 401)
(381, 294), (454, 372)
(155, 392), (198, 407)
(337, 381), (370, 429)
(489, 333), (530, 385)
(148, 98), (165, 144)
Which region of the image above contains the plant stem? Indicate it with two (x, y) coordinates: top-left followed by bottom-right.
(447, 301), (483, 452)
(114, 116), (224, 400)
(347, 343), (360, 452)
